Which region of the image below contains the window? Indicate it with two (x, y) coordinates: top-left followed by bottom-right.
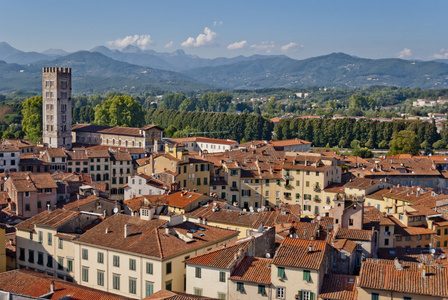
(276, 287), (285, 299)
(37, 252), (44, 265)
(97, 271), (104, 286)
(277, 267), (285, 279)
(58, 257), (63, 270)
(306, 181), (310, 187)
(19, 248), (25, 261)
(113, 255), (120, 267)
(25, 204), (30, 211)
(405, 236), (411, 241)
(145, 282), (154, 296)
(303, 270), (311, 281)
(146, 262), (153, 274)
(113, 274), (120, 290)
(403, 297), (412, 300)
(47, 233), (52, 245)
(396, 235), (402, 241)
(97, 252), (103, 264)
(371, 293), (379, 300)
(67, 259), (73, 272)
(58, 238), (63, 249)
(166, 280), (172, 291)
(24, 191), (30, 197)
(218, 293), (226, 300)
(194, 288), (202, 296)
(258, 285), (266, 295)
(129, 278), (137, 294)
(82, 267), (89, 282)
(47, 255), (53, 268)
(28, 250), (34, 263)
(236, 282), (244, 292)
(195, 267), (202, 278)
(82, 249), (88, 260)
(129, 258), (136, 271)
(219, 271), (226, 282)
(166, 262), (172, 274)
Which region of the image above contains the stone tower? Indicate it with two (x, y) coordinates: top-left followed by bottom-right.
(42, 67), (72, 149)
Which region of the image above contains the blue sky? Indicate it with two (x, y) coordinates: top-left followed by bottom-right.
(1, 0), (447, 60)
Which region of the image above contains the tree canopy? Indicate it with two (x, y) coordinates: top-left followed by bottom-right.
(388, 130), (420, 155)
(94, 95), (144, 127)
(21, 96), (42, 143)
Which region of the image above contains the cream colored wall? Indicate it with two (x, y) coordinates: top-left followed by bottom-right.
(16, 227), (75, 279)
(271, 265), (320, 299)
(228, 280), (272, 300)
(185, 265), (229, 298)
(364, 196), (387, 212)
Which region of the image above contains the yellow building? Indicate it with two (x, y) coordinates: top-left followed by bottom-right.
(137, 144), (211, 195)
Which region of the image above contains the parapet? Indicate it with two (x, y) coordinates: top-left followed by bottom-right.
(42, 67), (71, 74)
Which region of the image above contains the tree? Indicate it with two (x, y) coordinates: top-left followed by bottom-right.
(164, 125), (177, 138)
(22, 96), (42, 143)
(179, 98), (197, 112)
(388, 130), (420, 155)
(94, 95), (144, 127)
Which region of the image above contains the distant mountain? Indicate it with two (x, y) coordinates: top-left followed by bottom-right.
(89, 45), (286, 72)
(42, 48), (70, 57)
(0, 51), (215, 94)
(184, 53), (448, 89)
(434, 59), (448, 65)
(0, 42), (22, 60)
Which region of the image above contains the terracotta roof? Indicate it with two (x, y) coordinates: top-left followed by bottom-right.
(65, 150), (89, 160)
(73, 123), (159, 137)
(123, 195), (166, 212)
(0, 142), (19, 152)
(0, 191), (10, 206)
(335, 228), (374, 241)
(144, 290), (215, 300)
(8, 172), (57, 192)
(272, 237), (329, 270)
(269, 138), (311, 147)
(363, 206), (395, 230)
(75, 214), (238, 259)
(63, 195), (115, 211)
(86, 148), (111, 158)
(15, 209), (82, 232)
(185, 240), (250, 269)
(354, 157), (440, 177)
(136, 157), (150, 166)
(389, 216), (437, 236)
(0, 269), (132, 299)
(46, 147), (67, 158)
(275, 221), (318, 240)
(229, 256), (272, 284)
(168, 137), (237, 146)
(358, 259), (448, 297)
(332, 239), (358, 253)
(319, 274), (358, 300)
(160, 191), (208, 209)
(110, 150), (132, 161)
(344, 178), (384, 190)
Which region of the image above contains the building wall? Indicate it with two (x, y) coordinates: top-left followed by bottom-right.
(42, 67), (72, 149)
(228, 280), (272, 300)
(0, 150), (20, 173)
(186, 265), (229, 299)
(124, 175), (166, 200)
(271, 265), (320, 299)
(0, 227), (5, 273)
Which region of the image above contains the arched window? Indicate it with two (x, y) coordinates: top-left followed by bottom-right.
(103, 173), (109, 181)
(96, 174), (101, 181)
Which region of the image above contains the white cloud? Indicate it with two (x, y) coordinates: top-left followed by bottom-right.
(106, 34), (154, 50)
(213, 21), (223, 26)
(181, 27), (218, 48)
(250, 41), (276, 53)
(281, 42), (302, 52)
(398, 48), (412, 58)
(164, 41), (174, 48)
(433, 49), (448, 59)
(227, 40), (247, 50)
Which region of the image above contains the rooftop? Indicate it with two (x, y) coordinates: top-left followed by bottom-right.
(319, 274), (358, 300)
(229, 256), (272, 284)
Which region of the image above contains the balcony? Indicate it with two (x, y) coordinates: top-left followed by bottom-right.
(230, 187), (238, 191)
(314, 196), (321, 203)
(284, 184), (293, 189)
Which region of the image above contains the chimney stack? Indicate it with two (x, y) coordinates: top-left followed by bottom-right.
(308, 243), (313, 252)
(124, 224), (130, 238)
(50, 281), (54, 292)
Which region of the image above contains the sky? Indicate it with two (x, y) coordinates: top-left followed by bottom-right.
(1, 0), (447, 61)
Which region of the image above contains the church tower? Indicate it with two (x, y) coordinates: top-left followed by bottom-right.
(42, 67), (72, 149)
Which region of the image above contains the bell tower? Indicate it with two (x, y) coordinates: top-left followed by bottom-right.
(42, 67), (72, 149)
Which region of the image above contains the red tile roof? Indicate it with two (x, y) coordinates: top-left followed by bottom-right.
(15, 209), (84, 232)
(229, 256), (272, 284)
(272, 237), (329, 270)
(63, 195), (115, 211)
(0, 269), (132, 299)
(335, 228), (374, 241)
(358, 259), (448, 297)
(269, 138), (311, 147)
(319, 274), (358, 300)
(144, 290), (215, 300)
(73, 123), (162, 137)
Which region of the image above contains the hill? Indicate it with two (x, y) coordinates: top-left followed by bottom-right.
(184, 53), (448, 89)
(0, 51), (215, 94)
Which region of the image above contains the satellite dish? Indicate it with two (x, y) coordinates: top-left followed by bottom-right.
(113, 207), (118, 214)
(265, 253), (271, 258)
(430, 248), (436, 254)
(316, 216), (321, 221)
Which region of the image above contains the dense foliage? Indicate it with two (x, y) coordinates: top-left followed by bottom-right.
(94, 95), (145, 127)
(145, 108), (273, 142)
(274, 118), (440, 150)
(21, 96), (42, 143)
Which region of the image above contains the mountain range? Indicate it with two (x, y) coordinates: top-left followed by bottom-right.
(0, 42), (448, 94)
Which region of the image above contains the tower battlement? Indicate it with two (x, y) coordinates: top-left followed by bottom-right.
(42, 67), (71, 74)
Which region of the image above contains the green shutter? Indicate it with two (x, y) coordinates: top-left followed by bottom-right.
(278, 267), (285, 278)
(310, 292), (314, 300)
(298, 291), (302, 300)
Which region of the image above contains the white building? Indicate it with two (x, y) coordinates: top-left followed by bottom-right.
(0, 142), (20, 173)
(166, 137), (238, 154)
(124, 174), (167, 200)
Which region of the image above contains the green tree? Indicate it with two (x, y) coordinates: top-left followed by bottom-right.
(94, 95), (144, 127)
(164, 125), (178, 138)
(22, 96), (42, 143)
(388, 130), (420, 155)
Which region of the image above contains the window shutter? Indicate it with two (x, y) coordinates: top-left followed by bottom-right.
(297, 290), (302, 300)
(242, 190), (244, 196)
(310, 292), (314, 300)
(249, 190), (251, 196)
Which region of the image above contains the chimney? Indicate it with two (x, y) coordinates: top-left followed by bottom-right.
(50, 281), (54, 292)
(124, 224), (130, 238)
(308, 243), (313, 252)
(165, 227), (170, 235)
(105, 227), (109, 234)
